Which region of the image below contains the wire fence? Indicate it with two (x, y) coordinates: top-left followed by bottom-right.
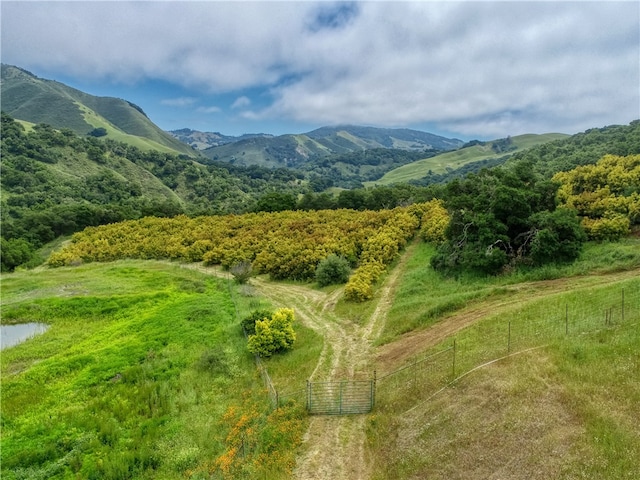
(227, 265), (638, 415)
(376, 282), (639, 412)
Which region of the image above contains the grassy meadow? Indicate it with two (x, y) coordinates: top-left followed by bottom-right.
(0, 261), (315, 480)
(2, 236), (639, 479)
(369, 239), (640, 479)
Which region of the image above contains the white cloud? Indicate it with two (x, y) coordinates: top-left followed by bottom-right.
(196, 106), (222, 114)
(2, 1), (638, 137)
(160, 97), (197, 107)
(231, 96), (251, 109)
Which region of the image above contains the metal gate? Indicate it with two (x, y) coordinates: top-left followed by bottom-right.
(306, 379), (375, 415)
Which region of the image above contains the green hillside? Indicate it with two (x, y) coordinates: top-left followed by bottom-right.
(201, 125), (463, 169)
(370, 133), (570, 186)
(0, 64), (196, 156)
(0, 113), (306, 271)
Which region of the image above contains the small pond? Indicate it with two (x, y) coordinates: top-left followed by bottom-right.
(1, 323), (50, 350)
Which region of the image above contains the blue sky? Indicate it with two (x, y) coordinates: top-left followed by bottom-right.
(2, 1), (639, 140)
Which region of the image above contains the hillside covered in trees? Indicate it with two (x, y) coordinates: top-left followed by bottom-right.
(2, 111), (640, 274)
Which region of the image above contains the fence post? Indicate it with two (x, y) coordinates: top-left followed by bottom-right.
(452, 339), (456, 379)
(565, 304), (569, 335)
(372, 370), (376, 408)
(622, 288), (625, 323)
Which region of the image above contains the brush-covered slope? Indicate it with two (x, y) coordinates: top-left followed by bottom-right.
(0, 64), (196, 156)
(170, 128), (274, 150)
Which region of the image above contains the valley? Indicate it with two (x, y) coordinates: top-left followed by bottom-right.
(2, 61), (640, 480)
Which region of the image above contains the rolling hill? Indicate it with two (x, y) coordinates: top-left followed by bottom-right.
(198, 125), (464, 169)
(369, 133), (570, 186)
(0, 64), (196, 156)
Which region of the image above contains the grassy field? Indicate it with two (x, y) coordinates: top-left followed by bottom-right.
(368, 239), (640, 479)
(0, 261), (316, 480)
(369, 133), (569, 186)
(77, 103), (189, 155)
(379, 238), (640, 344)
(3, 237), (639, 479)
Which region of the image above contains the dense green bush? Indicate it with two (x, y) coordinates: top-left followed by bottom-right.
(315, 254), (351, 287)
(241, 308), (273, 336)
(247, 308), (296, 357)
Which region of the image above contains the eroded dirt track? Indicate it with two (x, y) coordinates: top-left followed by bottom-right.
(376, 267), (640, 374)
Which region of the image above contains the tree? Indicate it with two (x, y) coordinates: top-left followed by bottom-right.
(315, 254), (351, 287)
(254, 191), (297, 212)
(88, 127), (108, 137)
(431, 161), (586, 275)
(1, 237), (36, 272)
(528, 208), (586, 265)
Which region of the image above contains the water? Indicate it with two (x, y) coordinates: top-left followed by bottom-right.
(1, 323), (49, 350)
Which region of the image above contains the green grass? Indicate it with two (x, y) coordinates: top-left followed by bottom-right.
(0, 261), (310, 479)
(370, 133), (569, 186)
(370, 320), (640, 479)
(76, 103), (191, 155)
(370, 258), (640, 479)
(380, 238), (640, 345)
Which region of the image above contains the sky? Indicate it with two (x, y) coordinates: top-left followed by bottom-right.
(1, 1), (639, 140)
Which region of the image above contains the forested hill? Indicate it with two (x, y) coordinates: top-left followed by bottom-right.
(0, 113), (306, 270)
(505, 121), (640, 176)
(199, 125), (463, 170)
(0, 64), (195, 156)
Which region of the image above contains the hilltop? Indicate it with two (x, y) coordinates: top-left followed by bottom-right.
(0, 64), (196, 156)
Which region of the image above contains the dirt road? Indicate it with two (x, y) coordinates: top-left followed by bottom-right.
(249, 247), (411, 480)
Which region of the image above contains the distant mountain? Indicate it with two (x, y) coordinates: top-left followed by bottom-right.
(171, 125), (462, 154)
(169, 128), (273, 150)
(1, 64), (196, 156)
(198, 125), (464, 171)
(305, 125), (463, 151)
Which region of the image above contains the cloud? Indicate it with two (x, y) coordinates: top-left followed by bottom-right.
(231, 96), (251, 109)
(196, 106), (222, 114)
(160, 97), (197, 107)
(2, 1), (638, 137)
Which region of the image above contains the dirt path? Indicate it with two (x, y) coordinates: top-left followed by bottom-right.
(182, 257), (638, 479)
(248, 245), (414, 480)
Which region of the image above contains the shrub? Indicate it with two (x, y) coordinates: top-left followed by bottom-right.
(230, 260), (253, 284)
(315, 254), (351, 287)
(247, 308), (296, 357)
(197, 348), (230, 375)
(241, 309), (273, 336)
(344, 261), (385, 302)
(419, 199), (450, 243)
